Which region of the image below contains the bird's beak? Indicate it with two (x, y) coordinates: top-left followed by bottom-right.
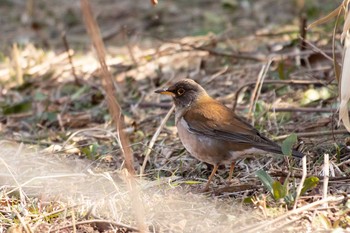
(155, 89), (175, 96)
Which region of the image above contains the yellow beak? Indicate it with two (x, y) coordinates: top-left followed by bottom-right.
(155, 89), (175, 96)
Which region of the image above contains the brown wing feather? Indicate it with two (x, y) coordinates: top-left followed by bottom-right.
(183, 98), (303, 158)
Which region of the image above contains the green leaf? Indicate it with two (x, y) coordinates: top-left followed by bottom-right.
(334, 143), (341, 163)
(277, 61), (286, 80)
(243, 197), (254, 204)
(256, 169), (274, 194)
(301, 176), (319, 195)
(41, 112), (58, 123)
(71, 86), (89, 100)
(171, 180), (202, 187)
(81, 143), (98, 160)
(282, 133), (298, 156)
(272, 181), (287, 200)
(221, 0), (238, 11)
(284, 193), (294, 204)
(2, 101), (32, 115)
(182, 180), (202, 185)
(34, 91), (47, 101)
(318, 213), (333, 229)
(45, 112), (58, 123)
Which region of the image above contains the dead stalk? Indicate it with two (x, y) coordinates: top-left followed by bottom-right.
(140, 105), (175, 176)
(80, 0), (134, 175)
(248, 58), (273, 124)
(13, 208), (33, 233)
(72, 209), (77, 233)
(62, 31), (79, 84)
(293, 155), (307, 210)
(12, 44), (23, 85)
(323, 153), (330, 208)
(80, 1), (146, 232)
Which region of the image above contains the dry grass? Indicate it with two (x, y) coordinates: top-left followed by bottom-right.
(1, 141), (344, 232)
(1, 0), (350, 232)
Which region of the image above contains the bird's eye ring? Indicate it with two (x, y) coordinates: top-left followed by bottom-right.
(177, 88), (185, 96)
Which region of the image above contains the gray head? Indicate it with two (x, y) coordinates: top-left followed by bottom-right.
(155, 79), (208, 108)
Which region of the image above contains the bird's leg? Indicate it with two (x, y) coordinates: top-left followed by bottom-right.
(203, 165), (218, 191)
(227, 162), (235, 184)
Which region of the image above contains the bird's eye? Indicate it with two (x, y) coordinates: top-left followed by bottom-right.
(177, 88), (185, 96)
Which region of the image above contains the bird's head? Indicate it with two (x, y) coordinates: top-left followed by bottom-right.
(155, 79), (208, 108)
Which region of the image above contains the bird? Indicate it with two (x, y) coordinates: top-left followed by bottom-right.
(155, 79), (304, 191)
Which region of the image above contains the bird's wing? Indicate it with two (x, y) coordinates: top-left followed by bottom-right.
(182, 100), (304, 158)
(182, 100), (283, 152)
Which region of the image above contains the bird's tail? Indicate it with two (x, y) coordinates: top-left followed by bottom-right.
(291, 149), (304, 158)
(256, 140), (304, 158)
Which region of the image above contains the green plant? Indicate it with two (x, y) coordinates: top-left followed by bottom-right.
(256, 169), (319, 206)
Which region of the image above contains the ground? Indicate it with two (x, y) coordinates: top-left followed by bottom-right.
(1, 0), (350, 232)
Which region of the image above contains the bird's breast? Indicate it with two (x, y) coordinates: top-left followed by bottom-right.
(176, 117), (227, 165)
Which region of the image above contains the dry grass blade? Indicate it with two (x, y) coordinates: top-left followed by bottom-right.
(12, 43), (23, 85)
(80, 0), (135, 174)
(80, 0), (145, 232)
(248, 58), (272, 123)
(341, 6), (350, 42)
(332, 5), (343, 83)
(237, 196), (345, 233)
(71, 209), (77, 233)
(339, 12), (350, 132)
(323, 154), (330, 208)
(293, 156), (307, 210)
(140, 105), (175, 176)
(307, 3), (343, 29)
(13, 208), (33, 233)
